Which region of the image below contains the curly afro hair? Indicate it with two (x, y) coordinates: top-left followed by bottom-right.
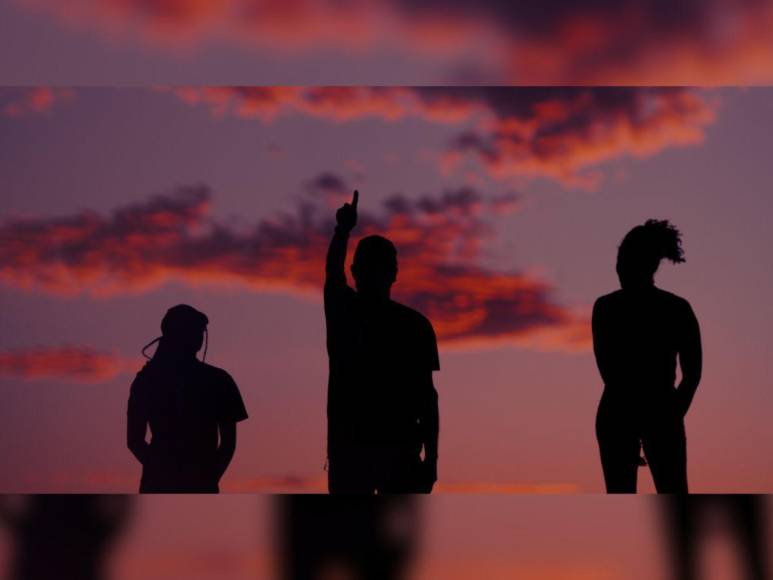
(616, 219), (685, 285)
(620, 219), (684, 263)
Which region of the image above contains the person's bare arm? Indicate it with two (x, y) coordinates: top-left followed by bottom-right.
(419, 371), (439, 490)
(214, 421), (237, 481)
(676, 303), (702, 416)
(592, 298), (615, 386)
(325, 190), (358, 290)
(126, 412), (150, 465)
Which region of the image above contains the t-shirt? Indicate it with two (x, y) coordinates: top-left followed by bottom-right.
(127, 359), (248, 491)
(325, 284), (440, 451)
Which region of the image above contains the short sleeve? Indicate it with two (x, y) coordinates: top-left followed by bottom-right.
(217, 371), (249, 424)
(127, 372), (148, 417)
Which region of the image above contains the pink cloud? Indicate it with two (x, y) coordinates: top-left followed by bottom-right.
(12, 0), (773, 83)
(0, 182), (589, 351)
(1, 88), (74, 118)
(164, 87), (716, 188)
(0, 345), (133, 383)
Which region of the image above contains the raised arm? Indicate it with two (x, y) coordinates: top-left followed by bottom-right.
(325, 190), (358, 289)
(676, 302), (702, 416)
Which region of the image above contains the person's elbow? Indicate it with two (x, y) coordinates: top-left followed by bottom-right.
(220, 437), (236, 457)
(428, 383), (439, 405)
(126, 419), (147, 460)
(127, 432), (143, 454)
(684, 368), (702, 389)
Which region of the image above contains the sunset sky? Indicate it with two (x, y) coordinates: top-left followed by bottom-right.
(0, 86), (772, 493)
(2, 0), (773, 84)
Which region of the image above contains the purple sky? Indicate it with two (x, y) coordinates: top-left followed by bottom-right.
(0, 87), (772, 492)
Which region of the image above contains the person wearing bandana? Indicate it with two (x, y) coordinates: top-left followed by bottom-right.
(127, 304), (248, 493)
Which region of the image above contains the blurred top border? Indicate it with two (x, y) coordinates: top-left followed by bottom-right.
(1, 0), (772, 85)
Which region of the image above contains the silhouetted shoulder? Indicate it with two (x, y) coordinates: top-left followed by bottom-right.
(595, 290), (623, 304)
(652, 287), (697, 317)
(195, 361), (249, 422)
(196, 361), (235, 384)
(127, 362), (155, 409)
(390, 300), (434, 331)
(653, 287), (690, 305)
(593, 290), (624, 313)
(389, 300), (440, 371)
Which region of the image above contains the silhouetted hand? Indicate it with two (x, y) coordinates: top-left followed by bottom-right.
(336, 190), (359, 233)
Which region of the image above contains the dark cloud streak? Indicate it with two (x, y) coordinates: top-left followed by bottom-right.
(0, 181), (588, 350)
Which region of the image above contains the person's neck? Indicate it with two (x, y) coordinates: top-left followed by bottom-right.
(358, 290), (391, 303)
(622, 281), (656, 294)
(153, 345), (197, 364)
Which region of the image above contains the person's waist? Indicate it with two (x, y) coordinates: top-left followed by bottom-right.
(601, 384), (678, 408)
(149, 438), (218, 452)
(603, 380), (676, 392)
(328, 440), (421, 455)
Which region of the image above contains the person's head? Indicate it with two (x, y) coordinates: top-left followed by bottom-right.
(351, 235), (398, 298)
(616, 219), (685, 290)
(143, 304), (208, 360)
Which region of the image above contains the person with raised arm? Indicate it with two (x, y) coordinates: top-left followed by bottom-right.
(324, 190), (440, 494)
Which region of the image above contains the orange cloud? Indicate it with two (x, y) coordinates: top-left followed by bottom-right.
(13, 0), (773, 83)
(0, 182), (590, 351)
(165, 87), (716, 188)
(442, 88), (716, 189)
(0, 346), (132, 383)
(1, 88), (74, 118)
(499, 0), (773, 84)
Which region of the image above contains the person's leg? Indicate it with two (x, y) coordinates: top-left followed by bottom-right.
(377, 451), (424, 494)
(328, 450), (375, 494)
(644, 416), (688, 494)
(596, 402), (640, 493)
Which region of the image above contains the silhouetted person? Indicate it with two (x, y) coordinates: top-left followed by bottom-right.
(325, 191), (440, 494)
(278, 496), (420, 580)
(127, 304), (248, 493)
(0, 495), (133, 580)
(593, 220), (702, 493)
(665, 495), (769, 580)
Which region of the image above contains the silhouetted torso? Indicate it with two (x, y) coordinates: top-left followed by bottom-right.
(325, 285), (439, 453)
(593, 286), (697, 411)
(128, 359), (247, 492)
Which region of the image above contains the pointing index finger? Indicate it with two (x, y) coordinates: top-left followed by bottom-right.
(352, 190), (359, 209)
